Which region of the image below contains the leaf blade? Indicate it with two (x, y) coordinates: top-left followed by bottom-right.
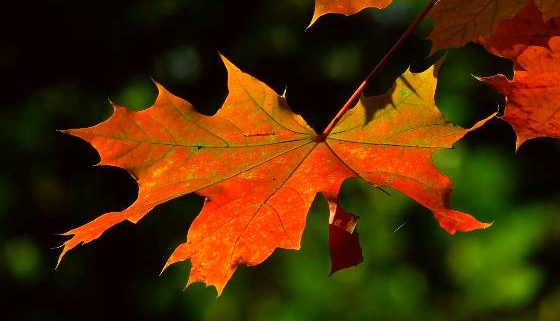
(60, 57), (492, 294)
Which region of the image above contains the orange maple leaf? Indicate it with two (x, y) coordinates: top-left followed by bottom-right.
(309, 0), (392, 27)
(428, 0), (560, 53)
(59, 55), (493, 295)
(477, 4), (560, 149)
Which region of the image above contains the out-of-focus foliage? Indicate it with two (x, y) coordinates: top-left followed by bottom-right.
(1, 0), (559, 320)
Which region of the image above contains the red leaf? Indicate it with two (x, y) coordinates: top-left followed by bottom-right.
(60, 56), (492, 294)
(478, 4), (560, 148)
(328, 199), (363, 275)
(428, 0), (560, 53)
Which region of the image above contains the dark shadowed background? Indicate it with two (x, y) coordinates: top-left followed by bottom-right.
(2, 0), (560, 320)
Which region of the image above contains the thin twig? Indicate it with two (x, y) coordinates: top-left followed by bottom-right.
(318, 0), (439, 140)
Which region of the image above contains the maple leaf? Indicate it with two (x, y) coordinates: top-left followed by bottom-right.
(309, 0), (392, 27)
(428, 0), (560, 53)
(59, 55), (493, 295)
(477, 4), (560, 149)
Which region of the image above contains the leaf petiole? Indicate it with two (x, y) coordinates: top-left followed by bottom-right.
(319, 0), (439, 140)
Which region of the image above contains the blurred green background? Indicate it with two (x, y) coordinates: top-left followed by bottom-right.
(2, 0), (560, 320)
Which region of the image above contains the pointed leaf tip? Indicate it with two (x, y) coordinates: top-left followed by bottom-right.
(435, 209), (492, 235)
